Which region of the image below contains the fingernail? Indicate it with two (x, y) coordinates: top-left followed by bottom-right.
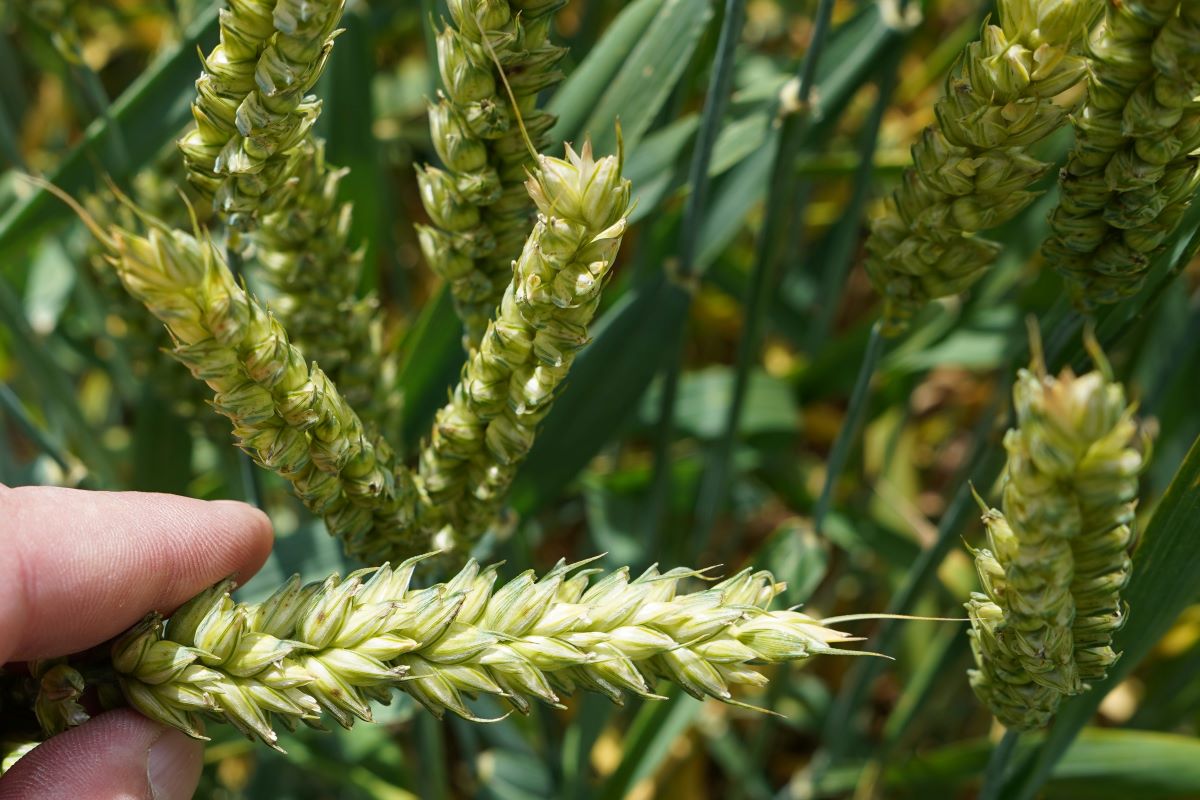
(147, 729), (202, 800)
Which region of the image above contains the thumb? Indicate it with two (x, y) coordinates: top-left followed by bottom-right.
(0, 709), (202, 800)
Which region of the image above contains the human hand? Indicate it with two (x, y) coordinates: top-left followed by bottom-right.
(0, 486), (273, 800)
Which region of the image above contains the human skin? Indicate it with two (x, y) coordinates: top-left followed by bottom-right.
(0, 485), (273, 800)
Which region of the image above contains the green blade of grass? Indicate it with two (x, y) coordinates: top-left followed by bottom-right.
(570, 0), (714, 155)
(597, 690), (702, 800)
(512, 6), (902, 515)
(809, 729), (1200, 799)
(692, 0), (837, 551)
(0, 381), (74, 478)
(547, 0), (667, 143)
(393, 286), (465, 454)
(0, 275), (115, 483)
(999, 432), (1200, 800)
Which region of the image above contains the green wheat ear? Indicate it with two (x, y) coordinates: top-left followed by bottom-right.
(417, 0), (567, 350)
(1044, 0), (1200, 307)
(178, 0), (345, 227)
(864, 0), (1099, 335)
(416, 138), (633, 558)
(102, 556), (858, 750)
(967, 331), (1145, 730)
(46, 178), (424, 560)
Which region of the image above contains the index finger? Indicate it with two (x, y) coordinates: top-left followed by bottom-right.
(0, 486), (273, 663)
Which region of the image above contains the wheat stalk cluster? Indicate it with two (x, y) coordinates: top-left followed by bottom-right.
(6, 0), (1187, 771)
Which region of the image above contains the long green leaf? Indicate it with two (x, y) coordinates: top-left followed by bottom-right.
(812, 729), (1200, 799)
(571, 0), (714, 155)
(0, 4), (219, 261)
(547, 0), (667, 143)
(394, 286), (465, 453)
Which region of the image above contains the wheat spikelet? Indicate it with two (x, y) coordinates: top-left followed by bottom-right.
(1045, 0), (1200, 306)
(417, 0), (566, 349)
(416, 140), (631, 556)
(104, 555), (857, 750)
(865, 0), (1098, 334)
(967, 336), (1143, 730)
(82, 166), (221, 423)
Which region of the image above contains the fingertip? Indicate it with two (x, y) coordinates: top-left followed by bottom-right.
(0, 710), (202, 800)
(206, 499), (274, 581)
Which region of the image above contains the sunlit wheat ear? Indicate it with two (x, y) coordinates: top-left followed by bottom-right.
(93, 556), (861, 749)
(178, 0), (346, 227)
(417, 0), (567, 350)
(69, 194), (424, 560)
(863, 0), (1099, 335)
(1044, 0), (1200, 307)
(967, 331), (1145, 730)
(417, 139), (632, 557)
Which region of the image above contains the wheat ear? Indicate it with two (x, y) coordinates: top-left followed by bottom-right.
(967, 334), (1143, 730)
(178, 0), (345, 227)
(864, 0), (1098, 334)
(417, 0), (566, 349)
(1044, 0), (1200, 306)
(416, 140), (631, 556)
(100, 556), (859, 750)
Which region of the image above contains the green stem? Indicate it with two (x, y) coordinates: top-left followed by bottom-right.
(811, 319), (885, 534)
(979, 729), (1021, 800)
(807, 50), (901, 350)
(693, 0), (836, 549)
(646, 0), (747, 559)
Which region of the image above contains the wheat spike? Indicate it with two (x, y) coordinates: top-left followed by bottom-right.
(1045, 0), (1200, 306)
(967, 338), (1144, 730)
(104, 556), (857, 750)
(864, 0), (1098, 334)
(417, 0), (567, 349)
(416, 140), (631, 557)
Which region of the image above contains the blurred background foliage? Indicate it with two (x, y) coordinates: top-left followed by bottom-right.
(2, 0), (1200, 797)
